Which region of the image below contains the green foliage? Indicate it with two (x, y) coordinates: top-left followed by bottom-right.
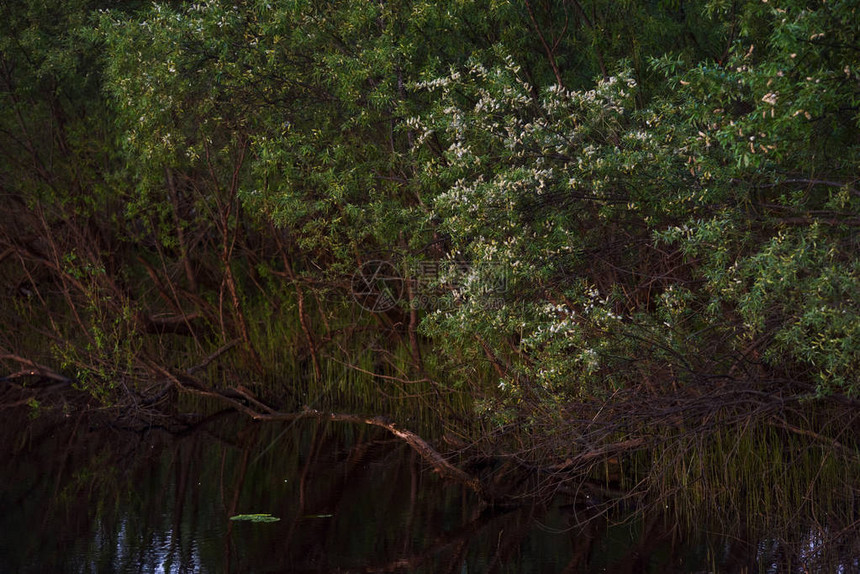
(410, 57), (698, 398)
(26, 398), (41, 420)
(1, 0), (857, 409)
(651, 0), (860, 393)
(409, 0), (859, 403)
(97, 0), (509, 274)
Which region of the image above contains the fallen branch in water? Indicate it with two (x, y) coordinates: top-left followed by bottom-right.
(122, 362), (860, 515)
(146, 362), (485, 497)
(292, 407), (483, 496)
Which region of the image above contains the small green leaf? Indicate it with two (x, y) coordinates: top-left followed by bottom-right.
(230, 513), (280, 523)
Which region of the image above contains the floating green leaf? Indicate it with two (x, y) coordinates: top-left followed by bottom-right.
(230, 513), (280, 523)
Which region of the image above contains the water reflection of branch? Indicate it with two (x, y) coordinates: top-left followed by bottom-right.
(329, 505), (513, 574)
(223, 424), (258, 572)
(279, 423), (326, 559)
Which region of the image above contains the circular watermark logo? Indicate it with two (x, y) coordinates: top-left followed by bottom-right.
(351, 260), (404, 312)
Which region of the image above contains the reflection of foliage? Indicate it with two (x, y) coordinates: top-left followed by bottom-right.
(0, 406), (856, 572)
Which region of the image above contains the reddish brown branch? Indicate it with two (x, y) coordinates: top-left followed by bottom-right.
(0, 352), (71, 383)
(524, 0), (564, 88)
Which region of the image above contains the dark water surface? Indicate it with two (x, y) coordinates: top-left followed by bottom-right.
(0, 404), (856, 573)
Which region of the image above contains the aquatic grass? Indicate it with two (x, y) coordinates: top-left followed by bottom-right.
(174, 281), (480, 437)
(643, 411), (860, 551)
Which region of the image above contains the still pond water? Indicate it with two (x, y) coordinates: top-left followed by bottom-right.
(0, 405), (856, 573)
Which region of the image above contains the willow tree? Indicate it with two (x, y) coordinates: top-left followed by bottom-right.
(408, 0), (859, 430)
(93, 0), (715, 387)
